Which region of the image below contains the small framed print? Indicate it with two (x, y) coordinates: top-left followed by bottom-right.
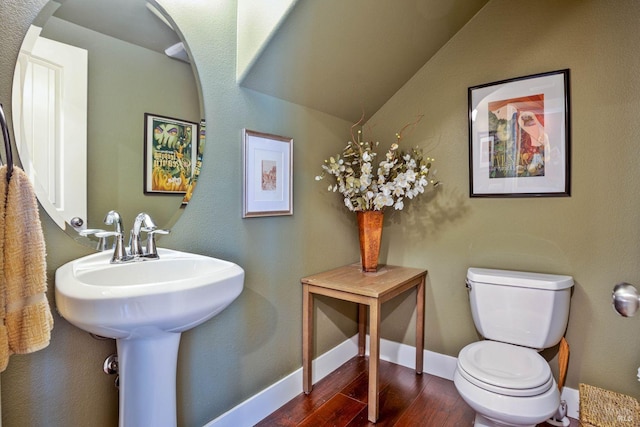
(144, 113), (199, 195)
(242, 129), (293, 217)
(468, 69), (571, 197)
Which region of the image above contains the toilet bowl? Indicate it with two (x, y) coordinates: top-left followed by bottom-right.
(454, 268), (574, 427)
(454, 341), (560, 426)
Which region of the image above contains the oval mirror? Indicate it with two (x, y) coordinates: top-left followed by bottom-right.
(11, 0), (204, 248)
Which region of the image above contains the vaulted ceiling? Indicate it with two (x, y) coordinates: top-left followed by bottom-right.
(52, 0), (490, 123)
(51, 0), (180, 56)
(238, 0), (490, 123)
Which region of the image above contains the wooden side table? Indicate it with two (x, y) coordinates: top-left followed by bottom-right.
(301, 264), (427, 423)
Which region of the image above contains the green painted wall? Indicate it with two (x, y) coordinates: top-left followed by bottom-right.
(1, 1), (358, 426)
(0, 1), (639, 426)
(367, 0), (640, 399)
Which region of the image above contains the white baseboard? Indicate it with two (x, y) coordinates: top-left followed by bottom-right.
(205, 336), (579, 426)
(367, 334), (458, 380)
(561, 387), (579, 421)
(205, 336), (359, 427)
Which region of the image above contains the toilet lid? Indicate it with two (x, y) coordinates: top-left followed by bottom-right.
(457, 341), (553, 397)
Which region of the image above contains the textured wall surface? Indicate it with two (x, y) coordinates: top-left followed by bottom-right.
(1, 0), (357, 426)
(1, 1), (639, 426)
(368, 0), (640, 399)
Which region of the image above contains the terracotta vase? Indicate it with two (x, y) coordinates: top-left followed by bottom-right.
(357, 210), (384, 272)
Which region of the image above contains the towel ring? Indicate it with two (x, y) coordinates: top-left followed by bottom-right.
(0, 103), (15, 182)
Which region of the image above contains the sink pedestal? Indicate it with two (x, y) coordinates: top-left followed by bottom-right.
(117, 332), (181, 427)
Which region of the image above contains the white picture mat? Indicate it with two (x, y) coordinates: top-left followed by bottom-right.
(469, 71), (569, 196)
(243, 130), (293, 217)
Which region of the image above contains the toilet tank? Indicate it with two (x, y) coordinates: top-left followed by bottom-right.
(466, 268), (574, 349)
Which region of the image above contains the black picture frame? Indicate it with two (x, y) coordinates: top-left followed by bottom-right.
(143, 113), (199, 195)
(468, 69), (571, 197)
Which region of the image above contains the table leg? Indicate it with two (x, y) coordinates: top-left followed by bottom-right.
(415, 277), (425, 374)
(368, 300), (381, 423)
(358, 304), (366, 356)
(302, 285), (313, 394)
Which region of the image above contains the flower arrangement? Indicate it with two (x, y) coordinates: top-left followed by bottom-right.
(315, 117), (440, 212)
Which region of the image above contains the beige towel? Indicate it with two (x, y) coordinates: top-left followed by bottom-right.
(0, 165), (53, 372)
(0, 165), (7, 371)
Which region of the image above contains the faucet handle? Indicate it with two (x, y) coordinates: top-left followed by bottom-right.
(79, 228), (105, 236)
(79, 229), (109, 251)
(94, 231), (121, 238)
(144, 229), (170, 258)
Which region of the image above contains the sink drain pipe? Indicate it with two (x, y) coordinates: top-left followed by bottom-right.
(103, 353), (119, 389)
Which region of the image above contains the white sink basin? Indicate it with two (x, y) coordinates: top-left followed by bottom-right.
(55, 248), (244, 427)
(55, 248), (244, 338)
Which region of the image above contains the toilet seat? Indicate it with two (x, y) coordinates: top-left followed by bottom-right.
(457, 341), (553, 397)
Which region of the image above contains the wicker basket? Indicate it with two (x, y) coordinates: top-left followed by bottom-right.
(579, 383), (640, 427)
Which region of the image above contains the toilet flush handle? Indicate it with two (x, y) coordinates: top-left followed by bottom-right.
(465, 279), (472, 291)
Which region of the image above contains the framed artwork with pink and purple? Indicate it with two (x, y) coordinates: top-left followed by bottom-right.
(242, 129), (293, 217)
(468, 69), (571, 197)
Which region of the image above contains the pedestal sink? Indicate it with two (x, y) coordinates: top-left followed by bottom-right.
(55, 248), (244, 427)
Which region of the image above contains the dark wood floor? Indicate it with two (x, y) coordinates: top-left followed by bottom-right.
(256, 356), (579, 426)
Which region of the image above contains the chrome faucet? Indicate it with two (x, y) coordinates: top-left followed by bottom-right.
(92, 211), (170, 264)
(130, 212), (156, 257)
(129, 212), (170, 260)
(100, 210), (131, 263)
(104, 210), (124, 233)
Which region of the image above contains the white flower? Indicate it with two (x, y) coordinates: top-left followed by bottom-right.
(373, 193), (393, 210)
(344, 197), (354, 211)
(394, 173), (408, 188)
(360, 175), (371, 190)
(316, 126), (440, 212)
(361, 162), (372, 175)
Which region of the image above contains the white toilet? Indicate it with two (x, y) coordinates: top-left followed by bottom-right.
(453, 268), (574, 427)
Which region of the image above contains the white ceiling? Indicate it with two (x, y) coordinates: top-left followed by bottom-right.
(239, 0), (490, 123)
(52, 0), (180, 55)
